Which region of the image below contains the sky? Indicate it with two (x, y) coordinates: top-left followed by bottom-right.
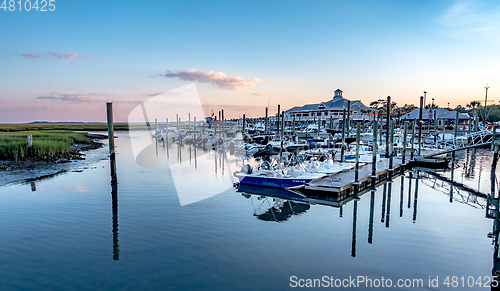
(1, 0), (499, 122)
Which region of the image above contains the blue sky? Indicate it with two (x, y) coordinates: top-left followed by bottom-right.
(1, 0), (499, 122)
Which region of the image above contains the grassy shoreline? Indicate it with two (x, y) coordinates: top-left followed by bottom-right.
(0, 131), (100, 161)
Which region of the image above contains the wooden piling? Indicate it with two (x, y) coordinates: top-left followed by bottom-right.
(354, 122), (361, 184)
(265, 107), (268, 133)
(388, 121), (394, 180)
(371, 120), (378, 183)
(27, 134), (33, 148)
(194, 117), (197, 140)
(402, 120), (408, 165)
(106, 102), (117, 185)
(410, 121), (416, 161)
(418, 96), (424, 156)
(277, 104), (280, 133)
(386, 96), (391, 158)
(242, 114), (246, 134)
(347, 101), (351, 137)
(341, 109), (346, 162)
(433, 110), (437, 144)
(453, 111), (459, 160)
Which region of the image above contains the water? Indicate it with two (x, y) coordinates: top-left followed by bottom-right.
(0, 132), (498, 290)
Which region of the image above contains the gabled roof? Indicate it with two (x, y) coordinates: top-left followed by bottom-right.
(285, 96), (376, 113)
(400, 108), (470, 120)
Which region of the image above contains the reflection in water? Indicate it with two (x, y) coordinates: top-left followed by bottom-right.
(407, 170), (412, 209)
(255, 199), (310, 222)
(450, 158), (455, 203)
(31, 181), (36, 192)
(385, 181), (392, 228)
(399, 175), (404, 217)
(351, 200), (358, 257)
(112, 183), (119, 261)
(110, 154), (119, 261)
(413, 171), (419, 223)
(368, 190), (375, 244)
(381, 183), (387, 223)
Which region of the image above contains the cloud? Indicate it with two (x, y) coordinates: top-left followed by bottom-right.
(143, 91), (165, 97)
(21, 54), (39, 60)
(48, 52), (86, 60)
(162, 69), (261, 91)
(440, 0), (500, 41)
(36, 93), (95, 102)
(252, 91), (277, 96)
(37, 96), (58, 100)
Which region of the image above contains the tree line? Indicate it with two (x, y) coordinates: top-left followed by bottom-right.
(369, 99), (500, 122)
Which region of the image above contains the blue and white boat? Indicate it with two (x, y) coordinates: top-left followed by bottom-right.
(235, 169), (326, 189)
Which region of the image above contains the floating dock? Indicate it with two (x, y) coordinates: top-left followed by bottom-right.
(304, 158), (404, 197)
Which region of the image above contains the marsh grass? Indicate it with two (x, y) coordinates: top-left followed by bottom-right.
(0, 131), (90, 161)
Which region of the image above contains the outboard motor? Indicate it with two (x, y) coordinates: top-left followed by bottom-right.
(240, 164), (253, 174)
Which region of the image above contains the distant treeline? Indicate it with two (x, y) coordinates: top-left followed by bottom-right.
(0, 123), (132, 132)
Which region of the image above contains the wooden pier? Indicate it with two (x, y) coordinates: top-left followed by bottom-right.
(304, 157), (404, 197)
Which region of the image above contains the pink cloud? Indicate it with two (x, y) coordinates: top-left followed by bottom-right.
(21, 53), (39, 60)
(163, 69), (261, 91)
(48, 52), (86, 60)
(37, 93), (95, 102)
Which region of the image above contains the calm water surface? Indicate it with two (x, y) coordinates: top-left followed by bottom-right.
(0, 132), (497, 290)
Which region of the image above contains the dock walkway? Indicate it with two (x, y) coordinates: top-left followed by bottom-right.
(305, 158), (404, 198)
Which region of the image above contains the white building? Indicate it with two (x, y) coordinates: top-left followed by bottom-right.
(283, 89), (377, 122)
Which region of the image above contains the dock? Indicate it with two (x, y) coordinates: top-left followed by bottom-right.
(304, 158), (404, 197)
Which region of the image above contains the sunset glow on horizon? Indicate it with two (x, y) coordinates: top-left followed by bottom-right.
(1, 0), (499, 122)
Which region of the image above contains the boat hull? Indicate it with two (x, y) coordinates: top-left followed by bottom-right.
(236, 174), (315, 189)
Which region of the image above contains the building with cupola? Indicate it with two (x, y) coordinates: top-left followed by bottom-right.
(284, 89), (377, 122)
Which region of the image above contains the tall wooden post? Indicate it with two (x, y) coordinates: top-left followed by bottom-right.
(221, 109), (224, 134)
(106, 103), (117, 185)
(453, 111), (459, 160)
(418, 96), (424, 156)
(371, 120), (378, 185)
(242, 114), (246, 134)
(385, 96), (391, 158)
(194, 117), (197, 141)
(265, 107), (268, 133)
(389, 121), (394, 180)
(277, 104), (280, 133)
(354, 122), (361, 184)
(402, 120), (408, 166)
(347, 101), (351, 138)
(341, 109), (346, 162)
(433, 110), (437, 144)
(410, 121), (416, 161)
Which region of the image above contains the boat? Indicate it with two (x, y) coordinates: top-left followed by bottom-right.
(235, 167), (327, 189)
